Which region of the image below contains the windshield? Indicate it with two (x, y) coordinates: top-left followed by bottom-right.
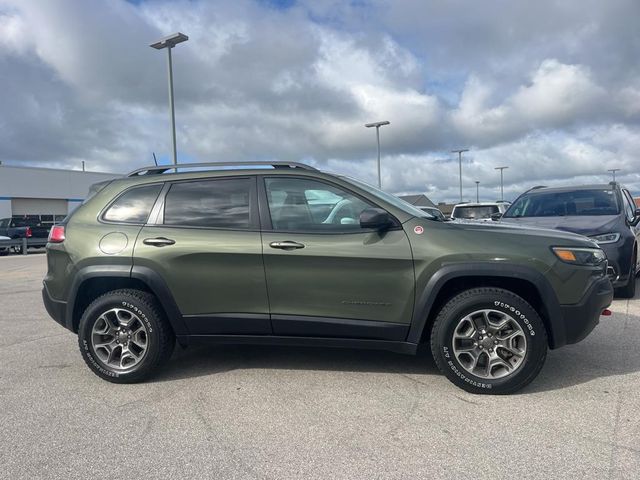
(504, 189), (620, 218)
(339, 176), (435, 219)
(453, 205), (498, 219)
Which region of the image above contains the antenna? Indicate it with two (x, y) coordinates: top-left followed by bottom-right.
(152, 152), (158, 166)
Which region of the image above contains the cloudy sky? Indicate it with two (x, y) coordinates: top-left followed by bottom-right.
(1, 0), (639, 202)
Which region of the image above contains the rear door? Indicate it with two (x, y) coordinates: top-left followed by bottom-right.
(134, 176), (270, 335)
(259, 175), (415, 341)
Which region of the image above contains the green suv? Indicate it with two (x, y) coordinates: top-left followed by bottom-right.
(42, 162), (613, 394)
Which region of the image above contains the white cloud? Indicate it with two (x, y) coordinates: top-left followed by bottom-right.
(0, 0), (638, 201)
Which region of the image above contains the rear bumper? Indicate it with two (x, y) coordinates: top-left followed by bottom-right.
(42, 284), (71, 331)
(558, 276), (613, 345)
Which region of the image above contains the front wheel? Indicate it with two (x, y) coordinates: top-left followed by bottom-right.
(78, 289), (175, 383)
(431, 287), (548, 394)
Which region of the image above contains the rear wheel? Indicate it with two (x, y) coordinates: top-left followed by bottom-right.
(78, 289), (175, 383)
(431, 287), (547, 394)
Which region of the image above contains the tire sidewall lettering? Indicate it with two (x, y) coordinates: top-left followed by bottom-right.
(493, 300), (536, 336)
(121, 301), (153, 333)
(442, 349), (492, 389)
(82, 338), (119, 378)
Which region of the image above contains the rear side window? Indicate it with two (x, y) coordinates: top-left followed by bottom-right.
(103, 184), (162, 224)
(163, 178), (252, 229)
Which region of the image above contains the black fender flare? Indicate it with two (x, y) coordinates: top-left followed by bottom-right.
(406, 262), (566, 348)
(131, 265), (188, 336)
(66, 265), (188, 337)
(65, 265), (133, 331)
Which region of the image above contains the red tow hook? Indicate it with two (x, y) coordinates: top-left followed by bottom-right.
(601, 309), (612, 316)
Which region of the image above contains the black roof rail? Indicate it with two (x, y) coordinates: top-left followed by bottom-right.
(127, 161), (318, 177)
(531, 185), (547, 190)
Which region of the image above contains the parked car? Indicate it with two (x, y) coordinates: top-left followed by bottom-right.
(450, 202), (510, 221)
(43, 161), (612, 394)
(418, 206), (447, 221)
(0, 235), (11, 255)
(499, 183), (640, 297)
(0, 216), (51, 253)
(0, 217), (32, 239)
(8, 216), (51, 239)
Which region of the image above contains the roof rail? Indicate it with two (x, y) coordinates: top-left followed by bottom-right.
(127, 161), (318, 177)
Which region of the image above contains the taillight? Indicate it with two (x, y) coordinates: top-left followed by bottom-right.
(26, 227), (32, 238)
(48, 225), (65, 243)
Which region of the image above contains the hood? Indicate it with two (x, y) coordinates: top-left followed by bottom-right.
(500, 215), (620, 236)
(449, 218), (598, 246)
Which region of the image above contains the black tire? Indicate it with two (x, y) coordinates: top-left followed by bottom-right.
(615, 252), (636, 299)
(430, 287), (548, 395)
(78, 289), (175, 383)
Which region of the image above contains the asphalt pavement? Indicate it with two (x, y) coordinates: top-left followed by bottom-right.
(0, 254), (638, 479)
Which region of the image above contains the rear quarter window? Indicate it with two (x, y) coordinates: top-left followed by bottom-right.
(102, 184), (163, 224)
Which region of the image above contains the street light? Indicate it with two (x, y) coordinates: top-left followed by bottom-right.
(495, 166), (509, 201)
(608, 168), (621, 182)
(475, 181), (480, 203)
(365, 121), (390, 189)
(451, 149), (469, 203)
(150, 32), (189, 166)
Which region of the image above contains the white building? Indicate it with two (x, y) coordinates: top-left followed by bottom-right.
(0, 164), (119, 220)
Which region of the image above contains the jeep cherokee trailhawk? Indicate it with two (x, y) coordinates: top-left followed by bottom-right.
(42, 162), (613, 394)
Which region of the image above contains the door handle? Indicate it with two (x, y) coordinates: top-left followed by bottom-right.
(143, 237), (176, 247)
(269, 240), (305, 250)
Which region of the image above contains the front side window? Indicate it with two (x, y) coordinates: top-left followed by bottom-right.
(265, 177), (374, 232)
(164, 178), (252, 229)
(504, 189), (620, 218)
(102, 184), (162, 224)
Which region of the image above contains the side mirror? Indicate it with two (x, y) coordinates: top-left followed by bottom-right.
(491, 212), (503, 221)
(631, 209), (640, 227)
(360, 208), (394, 230)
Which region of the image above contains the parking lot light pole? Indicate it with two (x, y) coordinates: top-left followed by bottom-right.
(150, 32), (189, 166)
(475, 181), (480, 203)
(608, 168), (621, 182)
(365, 121), (390, 189)
(451, 149), (469, 203)
(495, 166), (508, 201)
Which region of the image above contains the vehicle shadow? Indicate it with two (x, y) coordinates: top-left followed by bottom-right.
(153, 343), (438, 383)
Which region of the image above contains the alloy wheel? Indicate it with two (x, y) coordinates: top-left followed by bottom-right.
(90, 308), (149, 371)
(452, 309), (527, 379)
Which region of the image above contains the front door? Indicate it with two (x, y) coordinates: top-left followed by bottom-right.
(259, 176), (415, 341)
(134, 176), (270, 335)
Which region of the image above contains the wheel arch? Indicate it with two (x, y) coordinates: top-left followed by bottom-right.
(67, 266), (188, 339)
(407, 263), (565, 349)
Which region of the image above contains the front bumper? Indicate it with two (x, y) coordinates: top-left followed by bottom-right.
(558, 275), (613, 345)
(42, 283), (70, 331)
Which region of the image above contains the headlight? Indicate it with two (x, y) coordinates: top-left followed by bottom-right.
(589, 232), (620, 244)
(552, 247), (606, 266)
